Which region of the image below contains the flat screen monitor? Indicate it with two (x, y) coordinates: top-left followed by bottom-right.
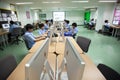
(25, 38), (49, 80)
(63, 37), (85, 80)
(2, 23), (10, 30)
(48, 25), (57, 44)
(15, 21), (21, 26)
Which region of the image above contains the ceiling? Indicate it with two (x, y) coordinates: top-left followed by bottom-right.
(1, 0), (117, 11)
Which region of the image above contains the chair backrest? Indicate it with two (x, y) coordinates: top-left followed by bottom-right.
(102, 25), (110, 32)
(97, 64), (120, 80)
(11, 27), (22, 36)
(76, 36), (91, 53)
(72, 33), (76, 39)
(22, 35), (30, 50)
(0, 55), (17, 80)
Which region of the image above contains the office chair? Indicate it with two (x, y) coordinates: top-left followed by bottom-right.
(10, 27), (23, 45)
(97, 64), (120, 80)
(72, 33), (77, 39)
(102, 25), (112, 36)
(0, 35), (4, 50)
(0, 55), (17, 80)
(76, 36), (91, 53)
(22, 35), (31, 50)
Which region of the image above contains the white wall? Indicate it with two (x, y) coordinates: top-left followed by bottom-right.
(0, 1), (33, 26)
(0, 1), (10, 10)
(16, 6), (33, 26)
(90, 10), (98, 21)
(32, 10), (40, 22)
(66, 10), (84, 25)
(95, 3), (115, 31)
(31, 10), (84, 25)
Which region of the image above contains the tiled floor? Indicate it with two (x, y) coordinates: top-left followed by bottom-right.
(0, 26), (120, 74)
(77, 26), (120, 74)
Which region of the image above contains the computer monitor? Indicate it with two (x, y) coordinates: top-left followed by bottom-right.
(2, 23), (10, 31)
(25, 38), (50, 80)
(15, 21), (21, 26)
(48, 25), (57, 44)
(63, 37), (85, 80)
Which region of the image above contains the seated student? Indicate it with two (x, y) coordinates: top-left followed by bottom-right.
(9, 21), (19, 33)
(44, 20), (49, 30)
(8, 20), (19, 42)
(103, 20), (113, 35)
(64, 22), (78, 38)
(89, 18), (95, 29)
(104, 20), (113, 32)
(38, 23), (48, 36)
(64, 20), (70, 30)
(24, 24), (45, 49)
(104, 20), (110, 29)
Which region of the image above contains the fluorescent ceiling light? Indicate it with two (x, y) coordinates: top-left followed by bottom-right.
(99, 0), (117, 2)
(66, 7), (78, 8)
(16, 2), (33, 5)
(84, 6), (97, 9)
(42, 1), (61, 3)
(72, 1), (89, 3)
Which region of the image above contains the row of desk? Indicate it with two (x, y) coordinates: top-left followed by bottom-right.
(7, 37), (106, 80)
(0, 25), (24, 48)
(110, 25), (120, 37)
(0, 29), (9, 48)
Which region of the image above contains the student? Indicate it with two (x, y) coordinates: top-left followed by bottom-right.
(89, 18), (95, 29)
(38, 23), (48, 36)
(9, 21), (19, 33)
(64, 20), (70, 30)
(104, 20), (110, 29)
(64, 22), (78, 38)
(44, 20), (49, 30)
(24, 24), (45, 49)
(104, 20), (112, 32)
(8, 21), (19, 42)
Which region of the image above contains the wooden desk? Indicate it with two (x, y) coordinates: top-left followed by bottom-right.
(0, 29), (9, 47)
(7, 37), (106, 80)
(110, 25), (120, 37)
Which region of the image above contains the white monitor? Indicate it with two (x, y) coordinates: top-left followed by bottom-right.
(63, 37), (85, 80)
(25, 38), (49, 80)
(48, 25), (57, 44)
(2, 23), (10, 30)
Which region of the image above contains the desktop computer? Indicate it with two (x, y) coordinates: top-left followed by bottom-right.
(25, 38), (52, 80)
(58, 37), (85, 80)
(25, 37), (85, 80)
(2, 23), (10, 31)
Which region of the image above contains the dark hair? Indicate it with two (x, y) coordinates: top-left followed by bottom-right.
(91, 18), (94, 21)
(25, 24), (33, 31)
(10, 21), (14, 24)
(38, 23), (44, 29)
(45, 20), (48, 23)
(104, 20), (108, 23)
(66, 20), (70, 24)
(64, 20), (70, 24)
(51, 19), (53, 24)
(72, 23), (77, 27)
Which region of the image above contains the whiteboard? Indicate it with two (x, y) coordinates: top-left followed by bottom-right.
(53, 12), (65, 21)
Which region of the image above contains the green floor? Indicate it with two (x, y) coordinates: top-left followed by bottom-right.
(0, 26), (120, 74)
